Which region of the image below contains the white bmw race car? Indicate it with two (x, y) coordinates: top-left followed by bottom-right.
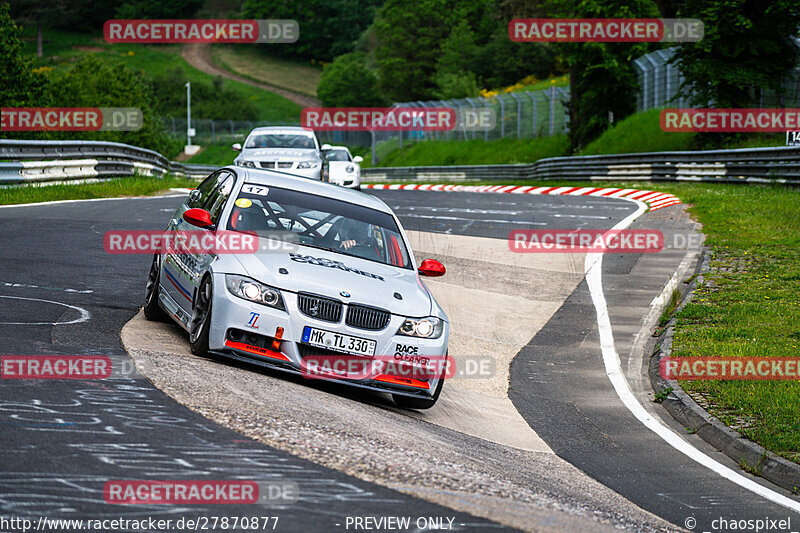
(144, 166), (449, 409)
(232, 127), (324, 181)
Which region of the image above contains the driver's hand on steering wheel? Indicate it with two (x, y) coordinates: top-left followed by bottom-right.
(340, 239), (356, 250)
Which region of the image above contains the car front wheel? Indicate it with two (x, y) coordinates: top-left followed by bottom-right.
(189, 276), (213, 356)
(143, 254), (167, 321)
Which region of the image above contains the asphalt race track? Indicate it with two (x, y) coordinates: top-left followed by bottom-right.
(0, 189), (798, 532)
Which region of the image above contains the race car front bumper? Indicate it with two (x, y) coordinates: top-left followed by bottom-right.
(208, 273), (448, 398)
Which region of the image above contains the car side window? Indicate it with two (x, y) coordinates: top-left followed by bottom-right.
(204, 172), (235, 225)
(188, 172), (222, 209)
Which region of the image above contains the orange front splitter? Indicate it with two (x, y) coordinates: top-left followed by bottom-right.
(225, 339), (289, 361)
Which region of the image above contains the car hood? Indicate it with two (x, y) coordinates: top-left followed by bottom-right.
(240, 148), (319, 160)
(233, 247), (432, 316)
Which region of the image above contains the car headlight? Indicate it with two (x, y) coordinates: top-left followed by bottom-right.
(397, 317), (444, 339)
(345, 165), (354, 173)
(237, 160), (257, 168)
(225, 274), (285, 311)
(296, 161), (319, 169)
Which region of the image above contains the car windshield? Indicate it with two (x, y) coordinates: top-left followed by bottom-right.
(325, 150), (351, 162)
(227, 184), (412, 268)
(245, 133), (316, 149)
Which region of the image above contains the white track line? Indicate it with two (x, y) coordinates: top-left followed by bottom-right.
(0, 295), (90, 325)
(584, 199), (800, 513)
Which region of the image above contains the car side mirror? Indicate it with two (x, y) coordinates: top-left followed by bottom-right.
(321, 144), (332, 150)
(418, 259), (445, 277)
(232, 143), (242, 151)
(183, 208), (213, 228)
(353, 156), (363, 163)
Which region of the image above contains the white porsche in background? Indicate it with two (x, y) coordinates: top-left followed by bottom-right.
(322, 145), (363, 189)
(144, 166), (450, 409)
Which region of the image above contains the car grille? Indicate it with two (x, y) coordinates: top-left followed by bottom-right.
(259, 161), (276, 169)
(297, 293), (342, 323)
(277, 162), (293, 168)
(346, 304), (390, 331)
(297, 343), (352, 358)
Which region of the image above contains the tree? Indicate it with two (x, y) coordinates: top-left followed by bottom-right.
(374, 0), (498, 101)
(7, 0), (119, 54)
(317, 52), (387, 106)
(0, 1), (46, 107)
(114, 0), (204, 19)
(674, 0), (800, 110)
(242, 0), (384, 62)
(432, 72), (480, 99)
(546, 0), (659, 153)
(46, 56), (177, 155)
(472, 32), (558, 88)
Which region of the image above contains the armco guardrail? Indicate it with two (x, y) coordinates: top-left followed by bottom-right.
(4, 140), (800, 186)
(0, 140), (218, 185)
(363, 145), (800, 183)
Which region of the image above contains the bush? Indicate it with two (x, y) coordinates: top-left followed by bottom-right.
(0, 2), (46, 108)
(242, 0), (384, 62)
(432, 72), (479, 99)
(317, 52), (387, 106)
(114, 0), (204, 18)
(148, 67), (260, 120)
(44, 56), (180, 156)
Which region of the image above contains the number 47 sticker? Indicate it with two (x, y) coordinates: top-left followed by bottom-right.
(242, 184), (269, 196)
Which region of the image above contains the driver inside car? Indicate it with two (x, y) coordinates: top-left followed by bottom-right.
(337, 218), (371, 250)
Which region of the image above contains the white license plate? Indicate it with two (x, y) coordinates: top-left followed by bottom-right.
(302, 326), (376, 357)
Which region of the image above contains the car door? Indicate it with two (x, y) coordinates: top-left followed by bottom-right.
(163, 170), (235, 317)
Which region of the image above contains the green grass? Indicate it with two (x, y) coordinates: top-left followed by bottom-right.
(185, 144), (239, 166)
(21, 27), (104, 66)
(661, 183), (800, 463)
(0, 175), (197, 205)
(372, 136), (569, 167)
(20, 27), (301, 123)
(581, 109), (696, 155)
(369, 108), (787, 167)
(582, 109), (785, 155)
(211, 45), (322, 97)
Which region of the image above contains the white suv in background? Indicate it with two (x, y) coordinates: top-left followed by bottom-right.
(233, 126), (324, 180)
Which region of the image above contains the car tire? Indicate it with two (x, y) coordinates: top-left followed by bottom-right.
(189, 276), (213, 356)
(143, 254), (168, 321)
(391, 353), (446, 410)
